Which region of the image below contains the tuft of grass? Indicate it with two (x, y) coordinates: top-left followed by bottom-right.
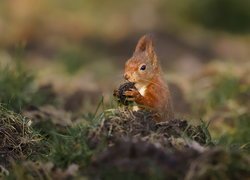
(0, 64), (57, 112)
(0, 105), (42, 166)
(183, 119), (213, 146)
(47, 124), (93, 169)
(217, 113), (250, 153)
(0, 65), (35, 112)
(208, 75), (240, 109)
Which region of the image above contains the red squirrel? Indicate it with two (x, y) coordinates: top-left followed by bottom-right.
(123, 35), (174, 121)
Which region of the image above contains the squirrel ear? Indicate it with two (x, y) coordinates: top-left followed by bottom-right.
(134, 35), (158, 65)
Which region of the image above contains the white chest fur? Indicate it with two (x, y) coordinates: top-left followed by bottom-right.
(135, 83), (147, 96)
(131, 83), (148, 111)
(138, 86), (147, 96)
(132, 83), (147, 111)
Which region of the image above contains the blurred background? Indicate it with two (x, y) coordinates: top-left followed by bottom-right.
(0, 0), (249, 138)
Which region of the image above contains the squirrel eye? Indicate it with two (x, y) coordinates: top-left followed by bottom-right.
(140, 64), (146, 71)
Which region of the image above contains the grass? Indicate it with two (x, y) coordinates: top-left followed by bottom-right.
(217, 113), (250, 153)
(208, 75), (241, 109)
(0, 105), (42, 166)
(2, 103), (250, 179)
(196, 73), (250, 152)
(47, 125), (93, 169)
(0, 65), (35, 112)
(0, 60), (249, 179)
(0, 64), (57, 112)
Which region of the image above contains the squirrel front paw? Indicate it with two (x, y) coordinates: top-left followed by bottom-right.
(123, 88), (142, 101)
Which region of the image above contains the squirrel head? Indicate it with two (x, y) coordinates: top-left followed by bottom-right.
(124, 35), (160, 84)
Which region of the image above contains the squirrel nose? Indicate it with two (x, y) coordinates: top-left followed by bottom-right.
(124, 73), (129, 80)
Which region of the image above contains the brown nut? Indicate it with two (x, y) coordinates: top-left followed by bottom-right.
(114, 82), (136, 105)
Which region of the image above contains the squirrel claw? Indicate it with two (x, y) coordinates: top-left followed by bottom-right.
(123, 89), (140, 97)
(126, 97), (135, 101)
(123, 91), (131, 96)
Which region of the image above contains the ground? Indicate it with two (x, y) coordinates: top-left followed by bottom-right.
(0, 0), (250, 179)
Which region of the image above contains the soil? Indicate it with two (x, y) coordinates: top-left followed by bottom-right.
(87, 110), (249, 179)
(90, 138), (199, 179)
(88, 109), (208, 149)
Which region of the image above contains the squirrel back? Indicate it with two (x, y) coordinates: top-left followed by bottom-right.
(123, 35), (174, 121)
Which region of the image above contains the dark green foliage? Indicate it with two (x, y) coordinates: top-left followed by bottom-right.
(232, 114), (250, 145)
(31, 119), (64, 138)
(189, 0), (250, 33)
(47, 125), (93, 168)
(208, 75), (240, 108)
(58, 46), (91, 74)
(31, 84), (57, 108)
(0, 65), (57, 112)
(218, 113), (250, 153)
(0, 66), (35, 112)
(238, 82), (250, 106)
(194, 120), (212, 146)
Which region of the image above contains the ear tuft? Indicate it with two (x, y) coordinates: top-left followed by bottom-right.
(134, 35), (153, 53)
(134, 34), (158, 66)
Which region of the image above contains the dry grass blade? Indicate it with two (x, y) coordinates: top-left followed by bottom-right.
(0, 105), (41, 167)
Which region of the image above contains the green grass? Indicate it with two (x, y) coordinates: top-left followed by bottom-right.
(193, 74), (250, 153)
(47, 125), (93, 169)
(0, 65), (35, 112)
(0, 64), (57, 112)
(217, 113), (250, 153)
(208, 75), (241, 109)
